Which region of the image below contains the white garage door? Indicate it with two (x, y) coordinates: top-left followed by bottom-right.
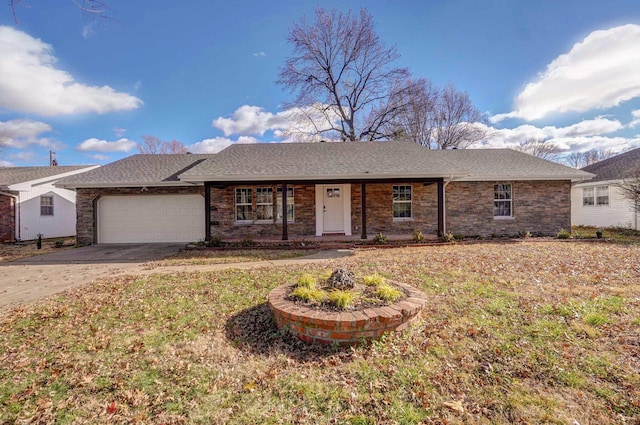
(98, 195), (205, 243)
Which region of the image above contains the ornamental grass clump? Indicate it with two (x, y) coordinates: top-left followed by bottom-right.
(290, 286), (326, 303)
(289, 268), (406, 310)
(327, 289), (358, 310)
(297, 273), (317, 289)
(363, 273), (386, 287)
(374, 283), (403, 302)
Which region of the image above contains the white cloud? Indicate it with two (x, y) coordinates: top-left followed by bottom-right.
(113, 127), (127, 137)
(492, 24), (640, 122)
(82, 22), (95, 39)
(0, 160), (13, 167)
(212, 104), (341, 141)
(134, 81), (142, 91)
(0, 26), (143, 116)
(0, 118), (56, 148)
(252, 52), (266, 57)
(187, 136), (258, 154)
(475, 117), (639, 154)
(629, 110), (640, 128)
(212, 105), (294, 136)
(77, 138), (137, 152)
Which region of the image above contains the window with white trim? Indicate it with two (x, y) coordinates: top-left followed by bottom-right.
(277, 186), (294, 222)
(255, 187), (273, 221)
(494, 184), (512, 217)
(392, 185), (412, 219)
(582, 187), (594, 206)
(583, 185), (609, 206)
(40, 195), (54, 216)
(596, 185), (609, 206)
(235, 188), (252, 221)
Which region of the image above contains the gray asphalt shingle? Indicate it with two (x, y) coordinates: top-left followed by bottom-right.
(0, 166), (93, 188)
(55, 141), (594, 188)
(56, 154), (211, 187)
(581, 148), (640, 182)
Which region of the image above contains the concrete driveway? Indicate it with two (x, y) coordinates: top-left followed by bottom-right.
(0, 244), (183, 313)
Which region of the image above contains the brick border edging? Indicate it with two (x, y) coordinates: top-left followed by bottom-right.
(268, 281), (427, 346)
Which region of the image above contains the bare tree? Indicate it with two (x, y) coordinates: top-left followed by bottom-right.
(383, 78), (438, 146)
(431, 84), (488, 149)
(138, 135), (187, 154)
(564, 148), (616, 168)
(617, 166), (640, 230)
(10, 0), (112, 24)
(278, 8), (410, 142)
(513, 138), (562, 160)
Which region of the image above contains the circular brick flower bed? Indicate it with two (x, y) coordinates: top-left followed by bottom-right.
(268, 282), (427, 346)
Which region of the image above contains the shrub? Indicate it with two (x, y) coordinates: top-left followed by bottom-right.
(327, 289), (358, 309)
(297, 273), (317, 289)
(441, 231), (455, 243)
(208, 236), (223, 247)
(363, 273), (386, 287)
(412, 229), (425, 243)
(291, 286), (326, 303)
(556, 228), (572, 239)
(374, 284), (403, 302)
(372, 232), (387, 244)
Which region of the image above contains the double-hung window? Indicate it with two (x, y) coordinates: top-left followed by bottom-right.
(392, 185), (412, 219)
(582, 187), (594, 206)
(40, 195), (54, 216)
(494, 184), (512, 217)
(596, 186), (609, 206)
(235, 188), (252, 222)
(255, 187), (274, 221)
(276, 186), (294, 222)
(583, 186), (609, 206)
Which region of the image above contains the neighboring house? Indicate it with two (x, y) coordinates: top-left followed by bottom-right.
(571, 147), (640, 230)
(0, 165), (99, 242)
(56, 141), (592, 245)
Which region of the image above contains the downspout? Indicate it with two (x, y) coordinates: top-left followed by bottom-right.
(0, 191), (20, 241)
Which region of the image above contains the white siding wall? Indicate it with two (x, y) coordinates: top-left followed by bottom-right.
(17, 185), (78, 240)
(571, 181), (639, 229)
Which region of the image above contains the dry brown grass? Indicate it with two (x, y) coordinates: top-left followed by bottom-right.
(0, 237), (75, 263)
(1, 240), (638, 424)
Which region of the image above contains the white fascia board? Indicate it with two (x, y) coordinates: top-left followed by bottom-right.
(178, 172), (469, 182)
(457, 174), (594, 182)
(11, 166), (101, 190)
(572, 179), (623, 188)
(55, 181), (202, 189)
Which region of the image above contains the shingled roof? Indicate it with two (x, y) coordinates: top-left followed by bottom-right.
(179, 141), (592, 183)
(580, 148), (640, 183)
(56, 154), (211, 188)
(55, 141), (594, 188)
(0, 166), (94, 189)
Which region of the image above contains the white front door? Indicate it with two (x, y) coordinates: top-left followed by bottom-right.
(322, 186), (345, 233)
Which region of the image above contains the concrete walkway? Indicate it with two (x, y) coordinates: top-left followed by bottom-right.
(0, 248), (353, 313)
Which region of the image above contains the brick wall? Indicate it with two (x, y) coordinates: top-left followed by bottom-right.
(0, 194), (15, 242)
(446, 180), (571, 237)
(75, 186), (204, 245)
(352, 183), (440, 236)
(209, 184), (316, 239)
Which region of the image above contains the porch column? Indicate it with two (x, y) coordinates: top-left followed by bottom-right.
(281, 183), (288, 240)
(437, 179), (444, 237)
(204, 182), (211, 241)
(361, 183), (367, 239)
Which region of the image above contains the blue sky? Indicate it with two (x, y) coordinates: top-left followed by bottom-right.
(1, 0), (640, 166)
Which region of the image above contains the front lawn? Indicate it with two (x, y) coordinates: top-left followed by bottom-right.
(1, 241), (638, 424)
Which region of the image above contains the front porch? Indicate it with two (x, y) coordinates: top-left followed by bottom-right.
(204, 179), (446, 242)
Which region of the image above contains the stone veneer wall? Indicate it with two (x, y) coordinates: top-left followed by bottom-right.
(0, 194), (15, 242)
(446, 180), (571, 237)
(75, 186), (204, 245)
